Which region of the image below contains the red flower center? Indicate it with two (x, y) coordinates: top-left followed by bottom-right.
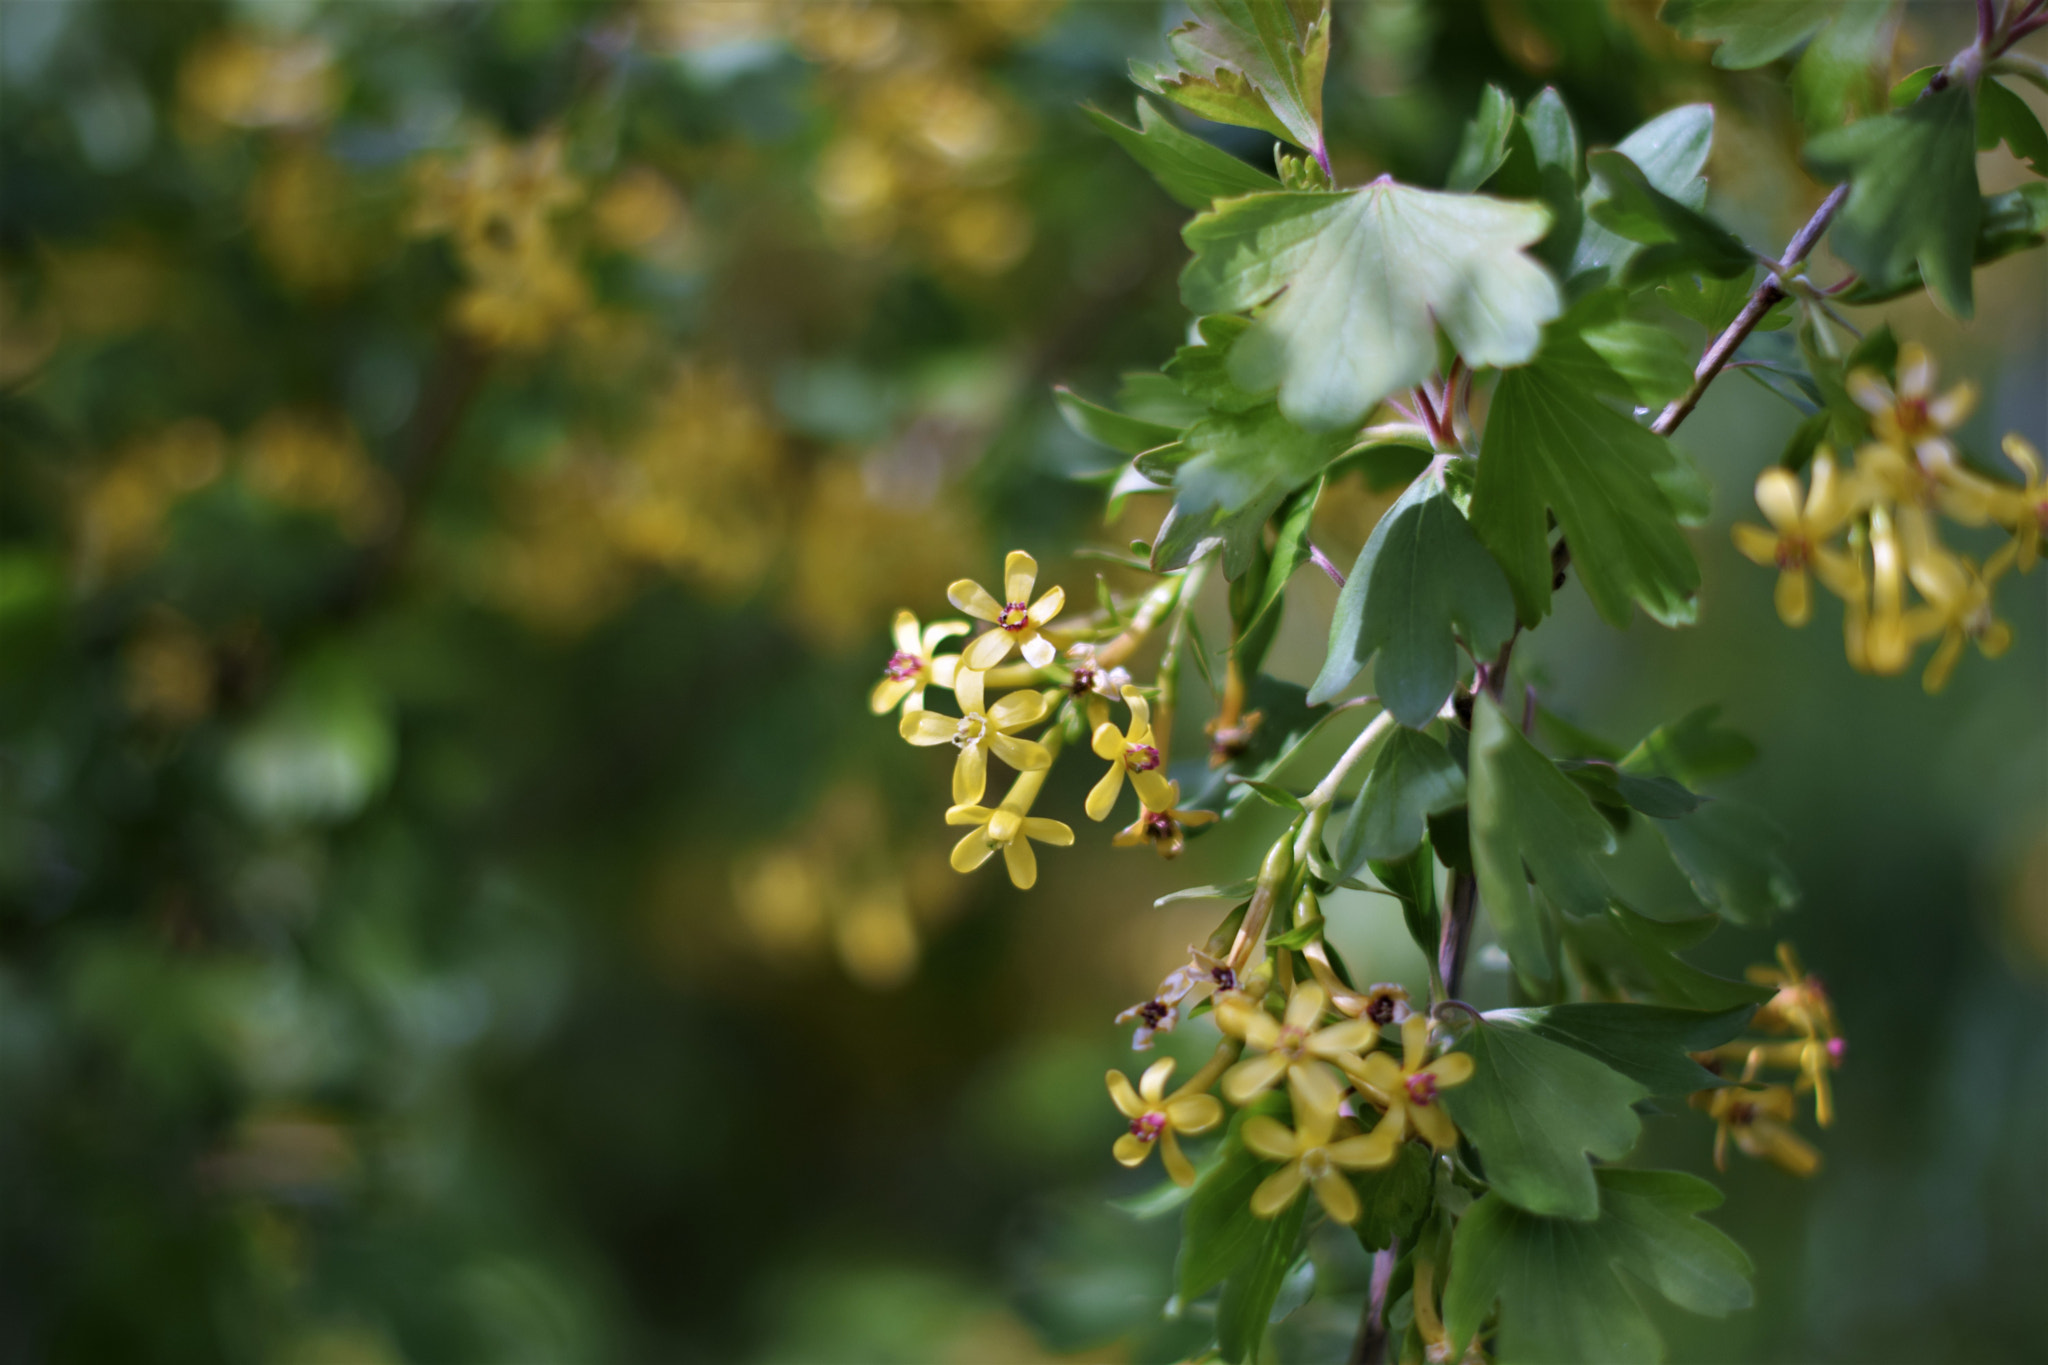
(1142, 811), (1177, 841)
(1774, 536), (1811, 571)
(1896, 396), (1930, 435)
(1129, 1111), (1167, 1142)
(884, 650), (923, 681)
(1124, 743), (1161, 773)
(1404, 1072), (1438, 1106)
(998, 601), (1030, 631)
(1068, 665), (1098, 695)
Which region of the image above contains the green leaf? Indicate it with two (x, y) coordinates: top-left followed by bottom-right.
(1233, 476), (1322, 674)
(1557, 760), (1701, 820)
(1233, 777), (1305, 812)
(1185, 674), (1328, 817)
(1267, 916), (1327, 949)
(1619, 704), (1756, 787)
(1119, 371), (1211, 427)
(1132, 0), (1331, 159)
(1337, 728), (1466, 871)
(1151, 404), (1352, 556)
(1562, 904), (1774, 1011)
(1443, 1169), (1753, 1364)
(1492, 88), (1584, 276)
(1835, 182), (2048, 304)
(1466, 694), (1617, 986)
(1351, 1141), (1434, 1252)
(1369, 844), (1442, 962)
(1308, 470), (1517, 724)
(1805, 83), (1982, 318)
(1655, 799), (1800, 925)
(1583, 150), (1753, 284)
(1167, 315), (1271, 414)
(1216, 1189), (1308, 1364)
(1658, 0), (1834, 68)
(1658, 269), (1754, 333)
(1791, 1), (1899, 133)
(1181, 183), (1560, 431)
(1576, 309), (1698, 407)
(1054, 386), (1183, 456)
(1484, 1002), (1753, 1096)
(1471, 333), (1702, 628)
(1572, 104), (1716, 283)
(1979, 77), (2048, 176)
(1447, 84), (1516, 192)
(1156, 879), (1258, 907)
(1150, 489), (1279, 579)
(1180, 1097), (1287, 1298)
(1085, 98), (1282, 210)
(1440, 1016), (1647, 1220)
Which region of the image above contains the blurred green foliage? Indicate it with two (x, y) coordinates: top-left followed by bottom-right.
(0, 2), (2042, 1362)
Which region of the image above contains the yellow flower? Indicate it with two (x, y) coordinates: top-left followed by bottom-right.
(1343, 1016), (1476, 1152)
(900, 666), (1050, 805)
(1084, 684), (1175, 820)
(1747, 943), (1841, 1040)
(1848, 342), (1976, 471)
(1106, 1055), (1227, 1186)
(870, 610), (967, 715)
(1241, 1074), (1397, 1224)
(1903, 538), (2014, 694)
(1844, 505), (1915, 675)
(944, 792), (1073, 890)
(1731, 455), (1865, 626)
(1110, 780), (1219, 859)
(1697, 1085), (1821, 1177)
(949, 550), (1065, 671)
(1977, 433), (2046, 574)
(1217, 982), (1377, 1110)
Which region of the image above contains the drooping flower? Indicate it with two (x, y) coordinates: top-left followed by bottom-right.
(1111, 781), (1219, 859)
(1902, 538), (2013, 694)
(1730, 454), (1864, 627)
(1241, 1073), (1398, 1224)
(1696, 1084), (1821, 1176)
(1062, 642), (1132, 727)
(1986, 434), (2046, 572)
(1217, 982), (1377, 1110)
(1115, 947), (1240, 1050)
(869, 610), (967, 714)
(949, 550), (1065, 670)
(1085, 685), (1175, 821)
(1107, 1054), (1227, 1186)
(900, 666), (1049, 805)
(1343, 1015), (1475, 1152)
(1844, 505), (1914, 675)
(1848, 342), (1975, 471)
(945, 761), (1073, 890)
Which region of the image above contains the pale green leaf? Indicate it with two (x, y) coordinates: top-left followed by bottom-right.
(1572, 104), (1715, 283)
(1791, 1), (1900, 132)
(1336, 727), (1466, 871)
(1447, 84), (1516, 191)
(1658, 0), (1834, 68)
(1308, 470), (1517, 724)
(1583, 149), (1753, 284)
(1182, 183), (1560, 431)
(1055, 386), (1183, 456)
(1440, 1016), (1647, 1220)
(1980, 77), (2048, 176)
(1836, 182), (2048, 304)
(1132, 0), (1331, 158)
(1216, 1191), (1308, 1363)
(1085, 97), (1281, 210)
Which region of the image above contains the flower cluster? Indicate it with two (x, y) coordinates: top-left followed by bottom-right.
(1689, 943), (1845, 1177)
(1732, 343), (2040, 692)
(878, 550), (1214, 889)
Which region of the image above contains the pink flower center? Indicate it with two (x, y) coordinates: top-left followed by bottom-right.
(998, 601), (1030, 632)
(1826, 1037), (1846, 1065)
(1774, 536), (1811, 571)
(1068, 665), (1099, 695)
(1142, 811), (1176, 841)
(1124, 742), (1161, 773)
(1129, 1111), (1167, 1142)
(1897, 396), (1930, 435)
(1405, 1072), (1438, 1106)
(884, 650), (923, 681)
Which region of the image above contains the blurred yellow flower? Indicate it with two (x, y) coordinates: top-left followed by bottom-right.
(1848, 342), (1975, 472)
(76, 420), (227, 583)
(1110, 781), (1219, 859)
(1106, 1053), (1227, 1186)
(1343, 1015), (1475, 1152)
(1217, 982), (1377, 1110)
(124, 608), (215, 726)
(1241, 1073), (1395, 1224)
(1085, 684), (1174, 821)
(250, 143), (381, 292)
(1697, 1084), (1820, 1177)
(1844, 505), (1914, 675)
(1904, 538), (2013, 694)
(870, 610), (967, 715)
(1987, 434), (2046, 573)
(900, 667), (1049, 806)
(1730, 454), (1862, 626)
(950, 550), (1065, 671)
(179, 32), (338, 131)
(243, 411), (396, 541)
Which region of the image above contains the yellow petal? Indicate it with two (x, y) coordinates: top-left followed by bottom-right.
(1091, 721), (1127, 760)
(1811, 545), (1865, 600)
(1313, 1170), (1361, 1225)
(1160, 1128), (1196, 1186)
(1165, 1093), (1224, 1135)
(1328, 1127), (1399, 1171)
(1242, 1115), (1301, 1161)
(1130, 768), (1175, 812)
(954, 666), (985, 715)
(1107, 1069), (1146, 1119)
(1222, 1053), (1288, 1107)
(1846, 368), (1895, 417)
(1289, 1070), (1341, 1147)
(1400, 1015), (1432, 1070)
(988, 732), (1049, 772)
(871, 675), (916, 715)
(1423, 1052), (1475, 1089)
(1176, 808), (1220, 828)
(963, 629), (1014, 672)
(954, 744), (987, 806)
(1311, 1019), (1379, 1057)
(1027, 583), (1064, 626)
(945, 804), (994, 826)
(1921, 628), (1964, 694)
(2002, 432), (2043, 483)
(921, 619), (969, 652)
(1215, 998), (1269, 1044)
(1112, 1132), (1154, 1168)
(1284, 983), (1328, 1031)
(1731, 522), (1783, 568)
(950, 827), (996, 873)
(1121, 685), (1150, 731)
(947, 579), (1002, 622)
(900, 710), (957, 745)
(891, 609), (922, 655)
(1085, 762), (1126, 821)
(1250, 1162), (1306, 1219)
(1002, 836), (1037, 889)
(1979, 618), (2013, 659)
(1927, 380), (1977, 431)
(988, 689), (1048, 731)
(1004, 550), (1038, 605)
(1896, 341), (1933, 399)
(1754, 469), (1803, 533)
(1775, 567), (1812, 628)
(1020, 633), (1056, 669)
(1349, 1051), (1404, 1105)
(1140, 1056), (1177, 1103)
(1410, 1099), (1459, 1150)
(1021, 816), (1073, 846)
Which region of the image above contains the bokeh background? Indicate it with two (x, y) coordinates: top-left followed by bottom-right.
(1, 2), (2043, 1362)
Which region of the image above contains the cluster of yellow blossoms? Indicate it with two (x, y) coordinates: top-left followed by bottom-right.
(1690, 944), (1844, 1178)
(1733, 343), (2042, 692)
(879, 550), (1219, 889)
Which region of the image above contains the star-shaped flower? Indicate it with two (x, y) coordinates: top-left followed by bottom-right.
(1848, 341), (1975, 472)
(869, 610), (967, 715)
(900, 667), (1050, 806)
(1342, 1016), (1475, 1152)
(1110, 781), (1218, 859)
(1730, 454), (1863, 627)
(1085, 685), (1175, 821)
(944, 798), (1073, 890)
(949, 550), (1065, 671)
(1107, 1054), (1226, 1186)
(1695, 1084), (1820, 1177)
(1217, 982), (1377, 1110)
(1241, 1073), (1397, 1224)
